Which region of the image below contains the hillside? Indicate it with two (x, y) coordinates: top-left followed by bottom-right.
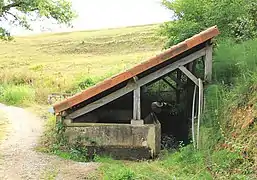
(0, 24), (165, 105)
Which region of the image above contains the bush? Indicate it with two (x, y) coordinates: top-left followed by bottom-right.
(161, 0), (257, 47)
(212, 39), (257, 85)
(0, 85), (35, 105)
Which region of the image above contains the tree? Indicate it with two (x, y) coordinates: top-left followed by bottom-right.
(0, 0), (76, 40)
(161, 0), (257, 48)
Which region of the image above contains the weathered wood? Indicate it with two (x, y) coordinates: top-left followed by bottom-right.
(162, 78), (177, 90)
(204, 44), (213, 82)
(167, 74), (183, 88)
(176, 69), (182, 104)
(68, 81), (137, 119)
(133, 87), (141, 120)
(179, 66), (199, 86)
(197, 78), (203, 149)
(68, 48), (206, 119)
(191, 85), (197, 149)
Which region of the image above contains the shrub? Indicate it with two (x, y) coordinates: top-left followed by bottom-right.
(161, 0), (257, 47)
(0, 85), (35, 105)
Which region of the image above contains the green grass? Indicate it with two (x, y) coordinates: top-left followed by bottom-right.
(0, 85), (35, 106)
(0, 24), (165, 104)
(91, 146), (251, 180)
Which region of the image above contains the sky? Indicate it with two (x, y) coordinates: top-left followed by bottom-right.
(8, 0), (173, 35)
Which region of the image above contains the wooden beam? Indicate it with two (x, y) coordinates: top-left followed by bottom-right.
(133, 87), (141, 120)
(197, 78), (204, 149)
(179, 66), (199, 86)
(167, 74), (183, 87)
(204, 45), (213, 82)
(176, 69), (182, 104)
(162, 78), (177, 90)
(191, 85), (197, 149)
(68, 48), (206, 119)
(68, 81), (137, 119)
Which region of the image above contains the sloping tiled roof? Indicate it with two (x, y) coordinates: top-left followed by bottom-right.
(53, 26), (219, 113)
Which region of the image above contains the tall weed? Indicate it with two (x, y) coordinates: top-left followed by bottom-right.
(0, 85), (35, 106)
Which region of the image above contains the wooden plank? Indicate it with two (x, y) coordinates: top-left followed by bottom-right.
(191, 85), (197, 149)
(68, 48), (206, 119)
(68, 81), (137, 119)
(162, 78), (177, 90)
(204, 44), (213, 82)
(176, 69), (182, 104)
(133, 87), (141, 120)
(53, 26), (219, 113)
(179, 66), (199, 86)
(167, 74), (183, 87)
(197, 78), (203, 149)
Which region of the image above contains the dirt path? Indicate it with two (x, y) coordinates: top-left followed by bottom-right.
(0, 104), (98, 180)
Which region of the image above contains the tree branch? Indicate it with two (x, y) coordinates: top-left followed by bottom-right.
(2, 2), (24, 12)
(4, 11), (19, 21)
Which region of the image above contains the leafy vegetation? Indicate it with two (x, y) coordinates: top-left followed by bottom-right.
(0, 0), (76, 40)
(0, 84), (35, 105)
(160, 0), (257, 47)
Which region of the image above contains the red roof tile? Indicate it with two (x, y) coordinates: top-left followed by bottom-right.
(53, 26), (219, 113)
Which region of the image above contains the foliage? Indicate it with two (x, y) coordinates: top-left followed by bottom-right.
(161, 0), (257, 47)
(0, 84), (35, 105)
(0, 0), (76, 39)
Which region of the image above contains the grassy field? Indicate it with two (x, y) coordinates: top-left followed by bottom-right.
(0, 24), (165, 105)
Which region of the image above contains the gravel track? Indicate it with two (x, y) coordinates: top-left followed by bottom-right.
(0, 104), (98, 180)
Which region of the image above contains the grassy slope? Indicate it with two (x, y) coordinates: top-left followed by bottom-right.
(0, 24), (165, 105)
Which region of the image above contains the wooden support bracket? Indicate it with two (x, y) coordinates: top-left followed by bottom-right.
(67, 48), (206, 119)
(178, 66), (199, 86)
(162, 78), (177, 90)
(204, 44), (213, 82)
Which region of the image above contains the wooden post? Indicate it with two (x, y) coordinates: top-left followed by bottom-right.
(197, 78), (203, 149)
(133, 87), (141, 120)
(176, 70), (182, 104)
(205, 44), (213, 82)
(191, 85), (197, 149)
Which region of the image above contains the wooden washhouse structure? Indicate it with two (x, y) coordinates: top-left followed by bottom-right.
(52, 26), (219, 159)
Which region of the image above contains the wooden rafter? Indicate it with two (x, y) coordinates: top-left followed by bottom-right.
(67, 48), (207, 119)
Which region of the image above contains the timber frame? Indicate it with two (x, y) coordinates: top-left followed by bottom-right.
(53, 26), (219, 130)
(67, 47), (211, 120)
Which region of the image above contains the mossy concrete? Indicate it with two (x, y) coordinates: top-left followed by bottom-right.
(63, 119), (161, 159)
